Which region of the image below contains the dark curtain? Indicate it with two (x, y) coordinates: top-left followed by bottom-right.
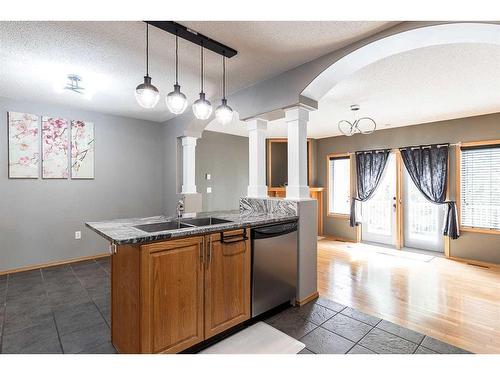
(400, 144), (459, 239)
(350, 150), (391, 227)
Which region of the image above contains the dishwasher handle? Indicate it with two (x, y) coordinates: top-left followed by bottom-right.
(252, 221), (298, 240)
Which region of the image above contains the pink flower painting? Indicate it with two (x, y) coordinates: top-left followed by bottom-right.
(71, 120), (95, 179)
(42, 116), (69, 179)
(8, 112), (40, 178)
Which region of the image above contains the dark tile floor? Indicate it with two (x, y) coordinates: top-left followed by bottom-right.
(266, 297), (472, 354)
(0, 257), (472, 354)
(0, 257), (114, 354)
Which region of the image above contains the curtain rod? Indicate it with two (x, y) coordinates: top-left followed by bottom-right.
(346, 142), (461, 155)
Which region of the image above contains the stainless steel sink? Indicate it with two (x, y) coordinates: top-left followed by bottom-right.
(134, 221), (192, 233)
(180, 217), (233, 227)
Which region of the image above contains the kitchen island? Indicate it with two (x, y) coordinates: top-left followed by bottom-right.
(86, 209), (298, 354)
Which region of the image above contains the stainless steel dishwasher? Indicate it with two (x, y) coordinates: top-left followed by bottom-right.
(251, 220), (298, 317)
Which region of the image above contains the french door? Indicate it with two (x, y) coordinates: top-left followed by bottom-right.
(403, 169), (445, 252)
(360, 152), (445, 252)
(361, 153), (397, 246)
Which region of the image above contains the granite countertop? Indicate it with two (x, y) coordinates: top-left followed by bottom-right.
(86, 210), (298, 245)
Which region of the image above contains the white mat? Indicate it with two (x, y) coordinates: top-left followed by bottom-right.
(200, 322), (305, 354)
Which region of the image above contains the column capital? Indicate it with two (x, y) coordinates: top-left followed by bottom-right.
(181, 135), (198, 147)
(284, 105), (311, 123)
(246, 117), (267, 132)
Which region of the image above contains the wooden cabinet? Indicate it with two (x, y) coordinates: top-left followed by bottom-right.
(204, 230), (251, 338)
(111, 229), (251, 354)
(142, 237), (205, 353)
(268, 187), (324, 235)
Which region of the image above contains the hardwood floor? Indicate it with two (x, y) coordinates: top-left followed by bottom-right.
(317, 239), (500, 354)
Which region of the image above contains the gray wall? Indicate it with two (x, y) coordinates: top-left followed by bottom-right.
(0, 97), (164, 272)
(269, 142), (288, 187)
(317, 112), (500, 264)
(196, 131), (248, 212)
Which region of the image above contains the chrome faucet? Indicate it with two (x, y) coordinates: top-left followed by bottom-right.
(176, 199), (185, 219)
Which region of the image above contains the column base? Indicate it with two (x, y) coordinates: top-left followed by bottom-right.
(247, 185), (268, 198)
(286, 185), (310, 200)
(181, 185), (197, 195)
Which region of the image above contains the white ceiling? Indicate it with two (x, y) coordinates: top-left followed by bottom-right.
(0, 21), (396, 122)
(207, 42), (500, 138)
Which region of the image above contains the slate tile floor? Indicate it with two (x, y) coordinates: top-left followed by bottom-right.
(266, 296), (472, 354)
(0, 258), (472, 354)
(0, 257), (114, 354)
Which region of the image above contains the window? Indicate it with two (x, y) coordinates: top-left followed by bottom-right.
(460, 144), (500, 231)
(328, 155), (351, 215)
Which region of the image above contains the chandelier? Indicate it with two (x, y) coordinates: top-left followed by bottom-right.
(338, 105), (376, 136)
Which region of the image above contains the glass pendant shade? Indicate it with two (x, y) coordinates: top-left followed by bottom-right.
(192, 92), (212, 120)
(166, 84), (187, 114)
(215, 98), (234, 125)
(135, 76), (160, 109)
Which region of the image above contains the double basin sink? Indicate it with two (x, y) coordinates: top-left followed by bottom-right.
(133, 217), (233, 233)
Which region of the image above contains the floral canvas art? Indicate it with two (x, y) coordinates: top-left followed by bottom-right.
(71, 120), (95, 179)
(8, 112), (40, 178)
(42, 116), (69, 179)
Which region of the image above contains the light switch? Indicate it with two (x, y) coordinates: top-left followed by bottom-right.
(206, 173), (211, 180)
(206, 187), (212, 193)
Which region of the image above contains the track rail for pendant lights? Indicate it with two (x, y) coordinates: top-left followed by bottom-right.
(135, 23), (160, 108)
(136, 21), (238, 119)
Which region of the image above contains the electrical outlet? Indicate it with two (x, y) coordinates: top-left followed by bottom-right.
(206, 173), (211, 180)
(75, 231), (81, 240)
(206, 187), (212, 193)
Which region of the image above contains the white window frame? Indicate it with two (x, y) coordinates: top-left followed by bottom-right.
(456, 139), (500, 235)
(327, 153), (352, 218)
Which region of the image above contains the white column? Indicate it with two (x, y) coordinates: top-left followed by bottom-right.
(285, 106), (310, 199)
(181, 136), (197, 194)
(246, 118), (268, 198)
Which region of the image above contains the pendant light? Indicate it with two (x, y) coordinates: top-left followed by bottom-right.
(192, 45), (212, 120)
(135, 23), (160, 109)
(166, 33), (188, 114)
(215, 54), (234, 125)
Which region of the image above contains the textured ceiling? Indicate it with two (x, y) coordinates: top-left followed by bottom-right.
(208, 43), (500, 138)
(0, 21), (396, 122)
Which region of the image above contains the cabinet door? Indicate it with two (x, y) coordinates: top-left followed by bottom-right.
(204, 231), (251, 338)
(144, 237), (204, 353)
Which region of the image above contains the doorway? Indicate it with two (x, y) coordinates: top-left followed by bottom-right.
(360, 152), (444, 253)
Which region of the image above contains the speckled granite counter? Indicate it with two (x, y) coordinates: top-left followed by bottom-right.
(86, 209), (298, 245)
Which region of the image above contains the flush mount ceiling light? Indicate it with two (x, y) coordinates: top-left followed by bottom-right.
(64, 74), (85, 94)
(54, 74), (95, 100)
(215, 54), (234, 125)
(166, 33), (187, 114)
(192, 45), (212, 120)
(135, 23), (160, 109)
(338, 105), (377, 136)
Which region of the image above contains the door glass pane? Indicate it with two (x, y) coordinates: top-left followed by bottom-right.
(403, 169), (444, 252)
(361, 153), (396, 246)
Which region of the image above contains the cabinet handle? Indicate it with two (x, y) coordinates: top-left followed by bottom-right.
(200, 238), (204, 266)
(220, 231), (248, 244)
(208, 236), (212, 267)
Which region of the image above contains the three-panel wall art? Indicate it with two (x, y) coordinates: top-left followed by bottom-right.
(7, 111), (95, 179)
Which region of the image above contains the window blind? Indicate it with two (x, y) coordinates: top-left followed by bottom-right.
(460, 145), (500, 230)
